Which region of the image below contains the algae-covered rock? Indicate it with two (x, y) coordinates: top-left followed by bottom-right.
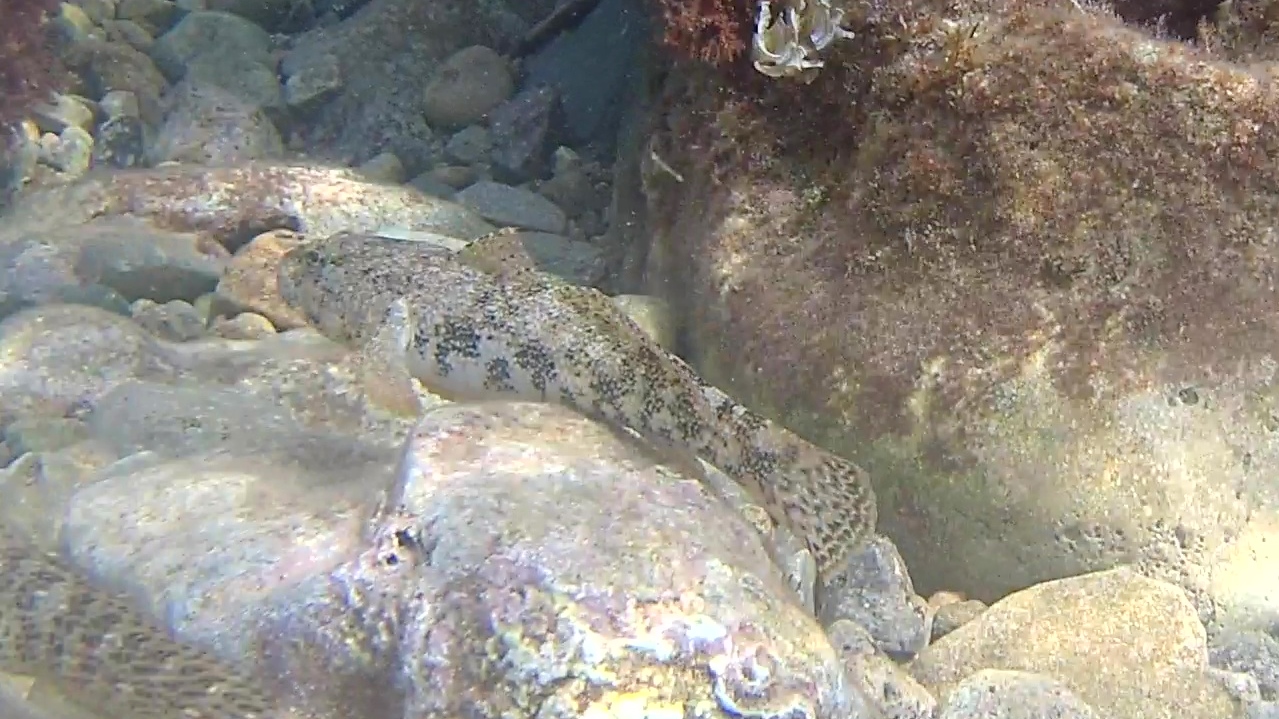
(644, 0), (1279, 629)
(1202, 0), (1279, 63)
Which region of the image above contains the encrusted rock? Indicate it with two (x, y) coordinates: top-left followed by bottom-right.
(644, 0), (1279, 629)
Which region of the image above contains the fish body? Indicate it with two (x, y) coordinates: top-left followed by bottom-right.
(278, 231), (877, 578)
(0, 524), (278, 719)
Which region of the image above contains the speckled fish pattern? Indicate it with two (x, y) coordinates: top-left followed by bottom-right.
(0, 523), (278, 719)
(278, 231), (878, 578)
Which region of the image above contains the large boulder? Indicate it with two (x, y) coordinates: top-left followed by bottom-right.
(642, 0), (1279, 631)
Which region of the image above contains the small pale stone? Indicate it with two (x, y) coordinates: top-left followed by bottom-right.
(211, 312), (277, 339)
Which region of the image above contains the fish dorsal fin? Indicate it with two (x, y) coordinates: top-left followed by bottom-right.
(454, 227), (540, 278)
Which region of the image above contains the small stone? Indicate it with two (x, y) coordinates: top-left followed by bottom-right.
(76, 0), (117, 24)
(537, 164), (600, 218)
(42, 126), (95, 176)
(103, 18), (155, 50)
(214, 229), (310, 330)
(552, 146), (580, 175)
(827, 620), (939, 719)
(130, 298), (208, 341)
(488, 85), (560, 183)
(406, 172), (458, 200)
(55, 2), (97, 38)
(70, 215), (229, 304)
(115, 0), (181, 29)
(454, 180), (567, 234)
(191, 293), (218, 324)
(31, 93), (97, 135)
(357, 152), (405, 184)
(421, 45), (514, 129)
(149, 10), (273, 82)
(93, 115), (144, 168)
(940, 669), (1100, 719)
(1210, 628), (1279, 700)
(99, 89), (140, 119)
(74, 39), (168, 127)
(282, 53), (342, 112)
(931, 598), (986, 640)
(211, 312), (277, 339)
(444, 126), (492, 166)
(575, 208), (605, 238)
(145, 82), (284, 166)
(422, 164), (478, 189)
(461, 230), (604, 286)
(912, 568), (1236, 718)
(819, 534), (931, 660)
(182, 55), (284, 113)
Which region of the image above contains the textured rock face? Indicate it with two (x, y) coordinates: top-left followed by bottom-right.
(643, 0), (1279, 624)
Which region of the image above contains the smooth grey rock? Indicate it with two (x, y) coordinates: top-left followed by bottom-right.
(69, 215), (227, 303)
(149, 10), (272, 82)
(181, 53), (284, 112)
(454, 180), (567, 234)
(443, 125), (492, 166)
(0, 216), (226, 321)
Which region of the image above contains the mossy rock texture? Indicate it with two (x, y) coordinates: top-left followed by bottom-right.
(643, 0), (1279, 628)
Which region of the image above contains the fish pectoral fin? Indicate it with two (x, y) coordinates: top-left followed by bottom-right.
(349, 298), (425, 418)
